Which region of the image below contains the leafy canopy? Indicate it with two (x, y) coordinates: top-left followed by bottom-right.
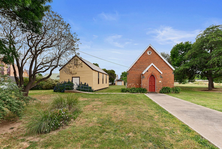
(0, 0), (52, 33)
(120, 71), (127, 84)
(170, 41), (196, 83)
(187, 25), (222, 90)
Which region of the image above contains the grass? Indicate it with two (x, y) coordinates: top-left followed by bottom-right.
(96, 85), (125, 93)
(169, 84), (222, 112)
(0, 90), (217, 148)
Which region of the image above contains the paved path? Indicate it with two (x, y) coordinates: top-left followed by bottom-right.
(146, 93), (222, 149)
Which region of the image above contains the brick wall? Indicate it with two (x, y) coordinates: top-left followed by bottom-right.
(127, 46), (174, 92)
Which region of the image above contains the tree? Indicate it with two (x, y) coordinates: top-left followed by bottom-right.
(187, 25), (222, 90)
(170, 42), (196, 83)
(120, 71), (127, 85)
(0, 11), (79, 96)
(93, 63), (99, 67)
(160, 52), (171, 64)
(102, 69), (116, 84)
(0, 0), (52, 33)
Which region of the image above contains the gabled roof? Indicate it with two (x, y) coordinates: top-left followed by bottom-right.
(59, 55), (107, 75)
(142, 63), (162, 74)
(127, 44), (175, 71)
(44, 73), (60, 80)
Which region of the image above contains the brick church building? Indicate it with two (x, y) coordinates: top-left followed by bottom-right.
(127, 45), (175, 92)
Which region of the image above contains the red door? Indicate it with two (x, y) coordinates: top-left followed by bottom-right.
(149, 75), (155, 92)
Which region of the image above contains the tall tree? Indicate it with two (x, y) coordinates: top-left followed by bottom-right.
(0, 0), (52, 64)
(170, 41), (196, 83)
(120, 71), (127, 85)
(102, 69), (116, 84)
(187, 25), (222, 90)
(0, 11), (79, 95)
(160, 52), (171, 64)
(0, 0), (52, 33)
(93, 63), (99, 67)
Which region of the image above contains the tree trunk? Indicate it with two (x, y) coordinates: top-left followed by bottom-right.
(22, 81), (33, 96)
(212, 79), (214, 88)
(208, 77), (213, 90)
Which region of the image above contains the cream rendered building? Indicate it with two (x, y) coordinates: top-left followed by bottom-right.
(60, 55), (109, 91)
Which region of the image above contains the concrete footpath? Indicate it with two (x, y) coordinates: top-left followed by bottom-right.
(146, 93), (222, 149)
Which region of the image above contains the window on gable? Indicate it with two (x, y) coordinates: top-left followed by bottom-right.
(74, 58), (78, 65)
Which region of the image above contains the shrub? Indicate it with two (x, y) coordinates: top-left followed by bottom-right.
(27, 95), (81, 134)
(0, 79), (33, 120)
(76, 82), (93, 92)
(129, 87), (137, 93)
(53, 81), (74, 92)
(172, 87), (181, 93)
(138, 88), (147, 93)
(121, 88), (129, 92)
(159, 87), (172, 93)
(24, 77), (59, 90)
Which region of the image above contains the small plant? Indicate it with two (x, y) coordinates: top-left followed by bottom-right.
(26, 109), (71, 134)
(172, 87), (181, 93)
(53, 81), (74, 92)
(66, 95), (79, 111)
(51, 96), (67, 109)
(159, 87), (172, 93)
(27, 95), (81, 134)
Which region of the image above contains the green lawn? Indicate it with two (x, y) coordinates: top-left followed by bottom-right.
(0, 90), (216, 148)
(96, 85), (125, 93)
(169, 84), (222, 112)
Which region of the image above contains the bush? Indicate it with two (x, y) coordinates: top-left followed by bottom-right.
(121, 88), (129, 92)
(172, 87), (181, 93)
(27, 95), (81, 134)
(0, 79), (33, 121)
(24, 77), (59, 90)
(159, 87), (172, 93)
(76, 82), (93, 92)
(53, 81), (74, 92)
(121, 87), (147, 93)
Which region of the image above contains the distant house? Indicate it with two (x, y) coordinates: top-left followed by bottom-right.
(59, 55), (109, 90)
(44, 73), (60, 80)
(115, 79), (124, 85)
(0, 60), (29, 78)
(127, 45), (174, 92)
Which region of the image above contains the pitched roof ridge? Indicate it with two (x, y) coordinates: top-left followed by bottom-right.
(60, 55), (107, 74)
(127, 44), (175, 71)
(142, 63), (162, 74)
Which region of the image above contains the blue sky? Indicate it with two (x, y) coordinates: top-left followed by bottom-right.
(50, 0), (222, 77)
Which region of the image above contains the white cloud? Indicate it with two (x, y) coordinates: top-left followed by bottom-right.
(105, 35), (131, 48)
(98, 12), (119, 21)
(147, 26), (200, 45)
(93, 35), (98, 39)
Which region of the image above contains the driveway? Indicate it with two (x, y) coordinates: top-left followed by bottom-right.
(146, 93), (222, 149)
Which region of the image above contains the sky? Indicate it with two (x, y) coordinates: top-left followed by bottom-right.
(50, 0), (222, 77)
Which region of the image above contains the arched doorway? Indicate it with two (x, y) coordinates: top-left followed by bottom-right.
(149, 75), (155, 92)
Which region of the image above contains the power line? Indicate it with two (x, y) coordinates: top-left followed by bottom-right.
(78, 50), (129, 68)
